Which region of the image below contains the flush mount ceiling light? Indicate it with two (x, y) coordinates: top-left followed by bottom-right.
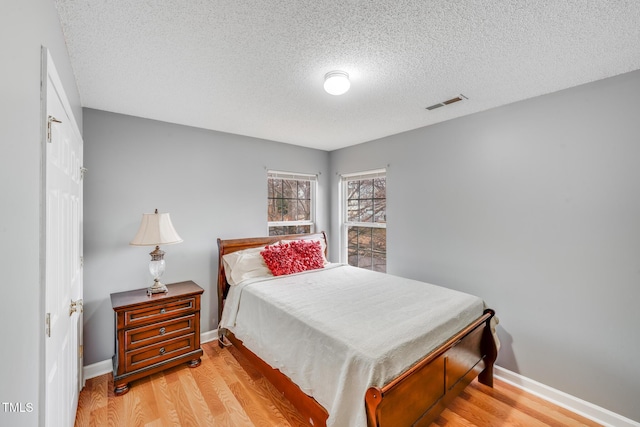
(324, 71), (350, 95)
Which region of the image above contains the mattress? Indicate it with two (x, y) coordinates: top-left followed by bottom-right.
(219, 263), (485, 427)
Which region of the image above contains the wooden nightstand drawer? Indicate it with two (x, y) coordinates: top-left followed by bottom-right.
(124, 297), (196, 327)
(126, 334), (195, 371)
(125, 314), (196, 350)
(111, 281), (204, 395)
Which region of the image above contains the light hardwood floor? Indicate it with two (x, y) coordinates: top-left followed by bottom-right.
(75, 341), (601, 426)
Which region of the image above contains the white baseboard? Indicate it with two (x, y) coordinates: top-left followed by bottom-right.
(200, 328), (218, 344)
(495, 366), (639, 427)
(82, 334), (637, 426)
(83, 359), (113, 380)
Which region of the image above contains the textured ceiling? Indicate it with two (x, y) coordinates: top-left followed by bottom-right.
(55, 0), (640, 151)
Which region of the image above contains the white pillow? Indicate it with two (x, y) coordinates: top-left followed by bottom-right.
(222, 246), (273, 285)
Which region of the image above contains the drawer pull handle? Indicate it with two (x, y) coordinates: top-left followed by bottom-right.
(159, 327), (166, 335)
(160, 308), (166, 314)
(159, 347), (166, 355)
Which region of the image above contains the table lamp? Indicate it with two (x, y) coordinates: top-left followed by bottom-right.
(130, 209), (183, 295)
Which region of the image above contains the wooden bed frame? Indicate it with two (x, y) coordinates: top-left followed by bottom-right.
(217, 232), (497, 427)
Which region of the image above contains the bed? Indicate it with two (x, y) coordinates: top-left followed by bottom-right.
(216, 232), (498, 427)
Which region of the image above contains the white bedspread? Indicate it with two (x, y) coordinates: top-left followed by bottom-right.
(219, 264), (485, 427)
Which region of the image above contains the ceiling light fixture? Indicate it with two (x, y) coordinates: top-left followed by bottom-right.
(324, 71), (350, 95)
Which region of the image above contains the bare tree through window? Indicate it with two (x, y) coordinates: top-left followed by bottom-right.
(268, 172), (316, 236)
(343, 172), (386, 272)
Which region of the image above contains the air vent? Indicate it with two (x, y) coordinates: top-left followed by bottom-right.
(426, 94), (467, 111)
(426, 103), (444, 111)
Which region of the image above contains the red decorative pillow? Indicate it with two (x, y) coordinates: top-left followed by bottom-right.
(260, 240), (325, 276)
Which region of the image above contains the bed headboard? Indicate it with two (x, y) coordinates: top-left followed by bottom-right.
(216, 231), (328, 325)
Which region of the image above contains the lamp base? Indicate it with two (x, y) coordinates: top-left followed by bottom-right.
(147, 279), (168, 295)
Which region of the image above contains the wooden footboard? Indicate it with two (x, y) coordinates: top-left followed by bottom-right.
(221, 309), (496, 427)
(365, 309), (497, 427)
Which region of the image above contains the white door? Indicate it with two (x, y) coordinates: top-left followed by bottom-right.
(43, 49), (84, 427)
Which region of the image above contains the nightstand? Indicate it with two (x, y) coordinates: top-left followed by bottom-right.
(110, 280), (204, 395)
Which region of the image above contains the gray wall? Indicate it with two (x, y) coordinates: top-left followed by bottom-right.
(329, 69), (640, 421)
(0, 1), (82, 426)
(82, 108), (330, 366)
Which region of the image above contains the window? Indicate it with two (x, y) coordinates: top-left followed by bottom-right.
(341, 169), (386, 272)
(267, 171), (317, 236)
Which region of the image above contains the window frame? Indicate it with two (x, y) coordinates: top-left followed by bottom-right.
(267, 170), (317, 236)
(339, 168), (387, 271)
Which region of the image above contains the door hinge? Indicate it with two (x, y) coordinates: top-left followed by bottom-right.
(79, 344), (83, 359)
(45, 313), (51, 337)
(80, 256), (84, 268)
(69, 299), (83, 316)
(80, 167), (87, 180)
(47, 115), (62, 143)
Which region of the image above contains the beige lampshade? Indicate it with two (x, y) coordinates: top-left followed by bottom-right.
(130, 211), (183, 246)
